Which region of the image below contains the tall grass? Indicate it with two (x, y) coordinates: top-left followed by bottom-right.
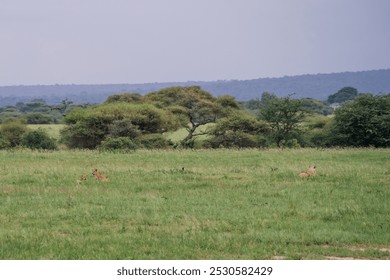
(0, 148), (389, 259)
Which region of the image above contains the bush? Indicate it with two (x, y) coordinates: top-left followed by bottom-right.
(0, 134), (10, 149)
(205, 131), (259, 148)
(24, 113), (55, 124)
(22, 129), (57, 150)
(137, 134), (170, 149)
(0, 120), (29, 147)
(204, 114), (270, 148)
(98, 137), (138, 152)
(61, 103), (180, 149)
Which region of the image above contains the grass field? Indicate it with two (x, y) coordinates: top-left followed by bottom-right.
(0, 148), (389, 260)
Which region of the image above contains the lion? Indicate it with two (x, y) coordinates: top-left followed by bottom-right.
(92, 169), (108, 181)
(299, 165), (316, 178)
(76, 174), (88, 185)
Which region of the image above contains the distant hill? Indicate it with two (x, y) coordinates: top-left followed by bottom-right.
(1, 69), (389, 105)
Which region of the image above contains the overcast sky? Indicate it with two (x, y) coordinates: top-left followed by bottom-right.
(1, 0), (389, 86)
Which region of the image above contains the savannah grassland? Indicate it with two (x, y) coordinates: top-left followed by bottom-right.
(0, 148), (389, 260)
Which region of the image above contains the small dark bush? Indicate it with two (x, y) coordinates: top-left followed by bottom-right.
(22, 129), (58, 150)
(137, 134), (169, 149)
(0, 121), (29, 147)
(0, 134), (10, 149)
(98, 137), (138, 152)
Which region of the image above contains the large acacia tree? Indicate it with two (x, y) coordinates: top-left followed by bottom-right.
(145, 86), (231, 146)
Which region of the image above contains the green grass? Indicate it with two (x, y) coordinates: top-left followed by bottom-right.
(0, 148), (389, 259)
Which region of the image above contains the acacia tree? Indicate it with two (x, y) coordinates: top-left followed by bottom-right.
(258, 93), (305, 147)
(145, 86), (229, 147)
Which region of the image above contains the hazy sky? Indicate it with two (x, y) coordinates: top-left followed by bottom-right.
(1, 0), (389, 85)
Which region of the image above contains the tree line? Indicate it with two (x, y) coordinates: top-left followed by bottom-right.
(0, 86), (389, 150)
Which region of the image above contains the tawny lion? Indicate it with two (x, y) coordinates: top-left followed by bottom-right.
(299, 165), (316, 178)
(92, 169), (108, 181)
(76, 174), (88, 185)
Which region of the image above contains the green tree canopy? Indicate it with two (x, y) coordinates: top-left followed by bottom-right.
(205, 113), (270, 148)
(333, 94), (390, 147)
(105, 93), (143, 103)
(145, 86), (227, 146)
(61, 103), (179, 149)
(327, 86), (358, 104)
(258, 93), (305, 147)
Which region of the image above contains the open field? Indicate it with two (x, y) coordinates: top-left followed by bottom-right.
(0, 148), (389, 259)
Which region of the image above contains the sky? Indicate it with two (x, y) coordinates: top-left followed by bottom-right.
(1, 0), (390, 86)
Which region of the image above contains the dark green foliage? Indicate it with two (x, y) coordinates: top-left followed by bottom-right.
(18, 99), (50, 113)
(0, 134), (10, 149)
(0, 99), (93, 124)
(300, 98), (333, 115)
(60, 117), (109, 149)
(98, 137), (138, 152)
(0, 121), (29, 148)
(258, 93), (305, 147)
(332, 94), (390, 147)
(327, 86), (358, 104)
(22, 129), (57, 150)
(105, 93), (143, 103)
(205, 113), (270, 148)
(107, 119), (140, 138)
(137, 134), (170, 149)
(60, 103), (179, 149)
(24, 113), (56, 124)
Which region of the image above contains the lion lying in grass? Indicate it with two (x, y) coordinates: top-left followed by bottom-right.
(299, 165), (316, 178)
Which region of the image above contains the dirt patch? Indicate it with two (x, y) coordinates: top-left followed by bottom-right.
(0, 186), (18, 193)
(326, 256), (364, 260)
(323, 245), (390, 260)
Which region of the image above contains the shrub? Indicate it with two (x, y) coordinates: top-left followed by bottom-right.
(61, 103), (179, 149)
(137, 134), (170, 149)
(98, 137), (138, 152)
(205, 131), (259, 148)
(0, 134), (10, 149)
(0, 120), (29, 147)
(24, 113), (55, 124)
(204, 114), (270, 148)
(22, 129), (57, 150)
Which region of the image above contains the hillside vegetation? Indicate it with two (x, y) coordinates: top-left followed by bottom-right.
(1, 69), (389, 105)
(1, 85), (389, 150)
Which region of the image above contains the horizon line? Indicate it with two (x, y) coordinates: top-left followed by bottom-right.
(1, 68), (389, 88)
